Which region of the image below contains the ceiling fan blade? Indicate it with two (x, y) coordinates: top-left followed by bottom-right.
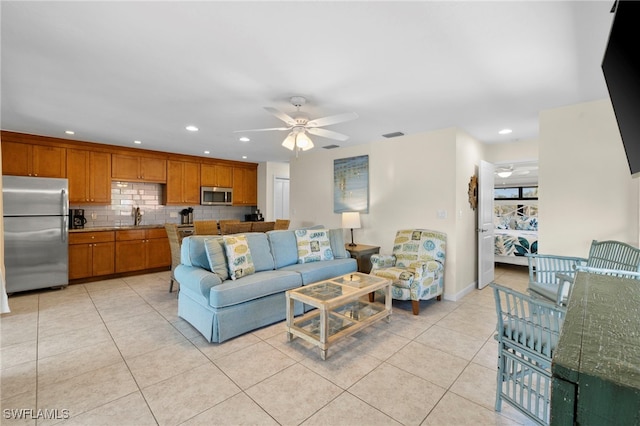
(307, 127), (350, 141)
(264, 107), (297, 126)
(233, 127), (290, 133)
(307, 112), (358, 128)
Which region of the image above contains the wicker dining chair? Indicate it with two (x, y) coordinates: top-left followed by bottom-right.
(193, 220), (219, 235)
(274, 219), (290, 230)
(217, 219), (240, 234)
(164, 223), (182, 293)
(221, 222), (252, 235)
(250, 221), (275, 232)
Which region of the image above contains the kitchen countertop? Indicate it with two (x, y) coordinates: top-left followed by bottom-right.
(69, 224), (167, 233)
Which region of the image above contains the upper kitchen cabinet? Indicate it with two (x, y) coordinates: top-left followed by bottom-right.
(112, 154), (167, 183)
(67, 149), (111, 204)
(2, 141), (66, 178)
(201, 163), (233, 187)
(166, 159), (200, 205)
(232, 166), (257, 206)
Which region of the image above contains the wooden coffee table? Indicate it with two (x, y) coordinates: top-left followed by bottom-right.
(285, 272), (392, 360)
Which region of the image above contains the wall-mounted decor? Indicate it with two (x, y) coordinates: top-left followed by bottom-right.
(334, 155), (369, 213)
(468, 175), (478, 210)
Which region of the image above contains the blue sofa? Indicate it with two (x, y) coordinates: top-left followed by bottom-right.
(175, 229), (357, 343)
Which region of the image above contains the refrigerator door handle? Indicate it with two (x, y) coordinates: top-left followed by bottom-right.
(61, 189), (68, 216)
(61, 189), (68, 242)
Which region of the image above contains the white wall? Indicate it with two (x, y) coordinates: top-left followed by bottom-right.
(455, 130), (485, 296)
(539, 99), (639, 256)
(257, 161), (289, 221)
(485, 138), (538, 164)
(290, 128), (483, 299)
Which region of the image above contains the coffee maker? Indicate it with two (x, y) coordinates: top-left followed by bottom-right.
(70, 208), (87, 229)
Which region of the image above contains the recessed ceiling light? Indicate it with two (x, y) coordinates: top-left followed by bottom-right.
(242, 156), (247, 159)
(65, 130), (75, 135)
(204, 150), (210, 154)
(186, 125), (199, 132)
(498, 128), (513, 135)
(239, 137), (250, 142)
(133, 140), (142, 144)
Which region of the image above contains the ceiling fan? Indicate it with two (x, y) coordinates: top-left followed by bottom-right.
(495, 163), (538, 178)
(235, 96), (358, 154)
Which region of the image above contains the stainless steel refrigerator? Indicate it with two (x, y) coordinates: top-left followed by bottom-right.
(3, 175), (69, 293)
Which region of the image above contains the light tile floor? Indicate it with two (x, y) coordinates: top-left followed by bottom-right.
(1, 265), (537, 425)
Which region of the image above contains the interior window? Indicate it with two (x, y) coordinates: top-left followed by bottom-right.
(495, 186), (538, 200)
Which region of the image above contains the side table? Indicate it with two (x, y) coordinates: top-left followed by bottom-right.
(345, 244), (380, 274)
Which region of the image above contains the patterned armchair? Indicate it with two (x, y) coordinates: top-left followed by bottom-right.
(370, 229), (446, 315)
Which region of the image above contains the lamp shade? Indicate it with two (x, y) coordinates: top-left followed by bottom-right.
(296, 133), (314, 151)
(282, 132), (315, 152)
(282, 133), (296, 150)
(341, 212), (361, 229)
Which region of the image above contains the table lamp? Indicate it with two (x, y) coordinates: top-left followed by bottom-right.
(342, 212), (361, 247)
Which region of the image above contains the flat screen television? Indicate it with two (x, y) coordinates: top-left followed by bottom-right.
(601, 0), (640, 177)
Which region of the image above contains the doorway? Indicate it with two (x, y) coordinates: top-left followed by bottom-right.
(274, 177), (290, 220)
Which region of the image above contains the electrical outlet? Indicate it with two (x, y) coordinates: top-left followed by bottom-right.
(91, 212), (97, 220)
(170, 212), (178, 218)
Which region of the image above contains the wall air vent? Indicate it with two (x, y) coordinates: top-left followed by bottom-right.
(382, 131), (405, 138)
(323, 144), (340, 149)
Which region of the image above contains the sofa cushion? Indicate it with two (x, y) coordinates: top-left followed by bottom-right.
(280, 258), (357, 285)
(244, 232), (275, 272)
(209, 270), (302, 308)
(295, 229), (334, 263)
(267, 230), (299, 269)
(223, 235), (256, 280)
(181, 236), (215, 270)
(204, 237), (230, 280)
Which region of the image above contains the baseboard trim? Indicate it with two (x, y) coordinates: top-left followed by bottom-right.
(443, 280), (477, 302)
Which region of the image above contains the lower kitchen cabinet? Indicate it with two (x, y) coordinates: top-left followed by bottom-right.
(69, 231), (115, 280)
(115, 228), (171, 273)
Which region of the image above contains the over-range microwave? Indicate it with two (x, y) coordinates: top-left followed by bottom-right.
(201, 187), (233, 205)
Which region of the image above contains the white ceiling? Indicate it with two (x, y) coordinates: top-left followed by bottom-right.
(1, 1), (615, 164)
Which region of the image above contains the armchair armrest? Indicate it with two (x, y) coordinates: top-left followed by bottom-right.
(555, 272), (574, 306)
(370, 254), (396, 271)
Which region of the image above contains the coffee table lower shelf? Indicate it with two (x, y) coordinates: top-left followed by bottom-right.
(285, 273), (391, 360)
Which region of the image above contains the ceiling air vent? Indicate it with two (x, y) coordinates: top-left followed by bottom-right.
(323, 144), (340, 149)
(382, 131), (404, 138)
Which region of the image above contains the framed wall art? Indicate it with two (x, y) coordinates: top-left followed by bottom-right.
(334, 155), (369, 213)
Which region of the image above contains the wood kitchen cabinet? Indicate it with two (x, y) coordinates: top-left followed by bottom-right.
(115, 228), (170, 273)
(112, 154), (167, 183)
(69, 231), (115, 280)
(201, 163), (233, 187)
(67, 149), (111, 204)
(2, 141), (66, 178)
(166, 159), (200, 205)
(232, 166), (257, 205)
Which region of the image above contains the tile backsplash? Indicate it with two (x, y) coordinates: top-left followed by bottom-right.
(71, 181), (254, 228)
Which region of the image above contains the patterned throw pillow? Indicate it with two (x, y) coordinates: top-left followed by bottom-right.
(294, 229), (334, 263)
(222, 235), (256, 280)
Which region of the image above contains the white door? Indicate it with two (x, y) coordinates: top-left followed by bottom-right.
(274, 177), (290, 219)
(477, 160), (495, 289)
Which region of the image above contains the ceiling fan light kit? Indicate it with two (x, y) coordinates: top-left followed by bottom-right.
(235, 96), (358, 155)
